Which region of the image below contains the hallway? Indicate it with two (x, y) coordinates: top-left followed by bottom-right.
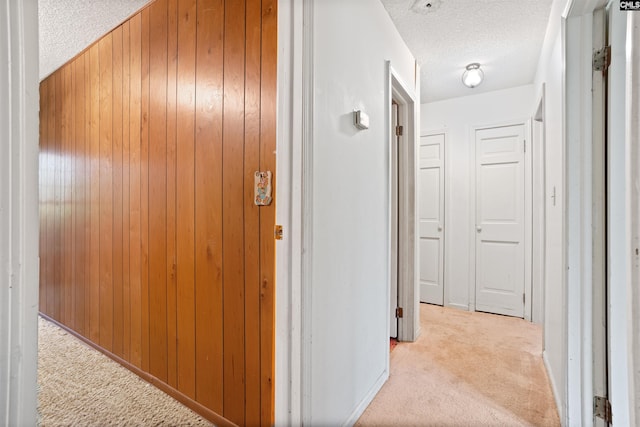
(357, 304), (560, 426)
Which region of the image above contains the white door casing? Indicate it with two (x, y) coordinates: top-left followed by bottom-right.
(419, 133), (445, 305)
(475, 124), (526, 318)
(390, 102), (399, 338)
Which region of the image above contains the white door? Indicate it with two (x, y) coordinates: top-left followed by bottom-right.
(475, 124), (525, 317)
(419, 133), (444, 305)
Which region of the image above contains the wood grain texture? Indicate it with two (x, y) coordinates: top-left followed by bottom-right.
(222, 0), (246, 424)
(194, 0), (224, 413)
(176, 0), (197, 400)
(38, 0), (277, 424)
(148, 0), (169, 383)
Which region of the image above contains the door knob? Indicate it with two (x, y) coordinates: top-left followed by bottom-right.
(438, 224), (443, 231)
(476, 226), (482, 232)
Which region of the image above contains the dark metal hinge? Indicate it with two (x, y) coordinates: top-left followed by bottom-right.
(593, 46), (611, 72)
(523, 293), (526, 304)
(395, 307), (403, 318)
(396, 126), (403, 136)
(594, 396), (612, 423)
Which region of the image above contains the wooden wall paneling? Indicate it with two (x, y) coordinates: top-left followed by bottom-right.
(53, 70), (63, 323)
(84, 52), (92, 336)
(73, 57), (86, 336)
(89, 43), (101, 343)
(222, 0), (247, 423)
(243, 0), (262, 423)
(46, 75), (56, 318)
(166, 0), (179, 390)
(122, 20), (132, 362)
(148, 0), (169, 383)
(140, 7), (151, 372)
(129, 12), (143, 369)
(194, 0), (224, 412)
(39, 80), (48, 315)
(38, 0), (278, 423)
(99, 34), (114, 352)
(65, 63), (74, 330)
(176, 0), (197, 399)
(260, 0), (278, 424)
(112, 25), (125, 358)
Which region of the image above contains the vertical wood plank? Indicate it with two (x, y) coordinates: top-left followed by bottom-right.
(140, 7), (151, 372)
(260, 1), (278, 424)
(194, 0), (224, 411)
(74, 57), (87, 336)
(129, 12), (143, 369)
(53, 70), (63, 323)
(46, 75), (56, 318)
(176, 0), (197, 399)
(222, 0), (246, 423)
(112, 25), (125, 358)
(148, 0), (169, 383)
(84, 52), (92, 337)
(244, 0), (262, 423)
(65, 63), (74, 330)
(122, 20), (132, 362)
(99, 34), (114, 352)
(89, 44), (101, 343)
(166, 0), (179, 389)
(39, 80), (48, 315)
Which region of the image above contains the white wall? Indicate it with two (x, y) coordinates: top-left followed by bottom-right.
(0, 0), (40, 425)
(421, 84), (535, 311)
(306, 0), (417, 424)
(534, 28), (566, 422)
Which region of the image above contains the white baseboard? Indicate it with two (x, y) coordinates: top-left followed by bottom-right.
(543, 350), (564, 426)
(446, 302), (469, 311)
(342, 369), (389, 427)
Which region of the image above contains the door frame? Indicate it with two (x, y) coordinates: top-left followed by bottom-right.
(468, 119), (533, 320)
(387, 62), (419, 343)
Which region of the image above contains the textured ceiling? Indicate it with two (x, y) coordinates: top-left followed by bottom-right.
(39, 1), (553, 102)
(39, 0), (150, 80)
(381, 0), (554, 103)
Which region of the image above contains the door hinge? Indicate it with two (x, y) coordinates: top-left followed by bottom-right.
(274, 225), (283, 240)
(593, 46), (611, 73)
(594, 396), (612, 423)
(523, 293), (526, 304)
(396, 125), (403, 136)
(395, 307), (403, 318)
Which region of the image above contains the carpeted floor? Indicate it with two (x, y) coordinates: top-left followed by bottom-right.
(37, 317), (213, 426)
(357, 303), (560, 426)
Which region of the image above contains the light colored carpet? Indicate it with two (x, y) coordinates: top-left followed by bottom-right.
(37, 317), (214, 426)
(357, 304), (560, 427)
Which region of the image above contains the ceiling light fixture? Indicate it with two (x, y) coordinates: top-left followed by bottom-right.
(462, 63), (484, 88)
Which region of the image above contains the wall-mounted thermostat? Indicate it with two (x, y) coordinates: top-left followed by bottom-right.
(354, 110), (369, 130)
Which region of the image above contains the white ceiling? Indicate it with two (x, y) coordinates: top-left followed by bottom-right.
(39, 0), (554, 103)
(380, 0), (554, 103)
(39, 0), (149, 80)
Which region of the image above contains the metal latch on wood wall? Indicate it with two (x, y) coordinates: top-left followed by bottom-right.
(274, 225), (283, 240)
(395, 307), (403, 318)
(594, 396), (612, 423)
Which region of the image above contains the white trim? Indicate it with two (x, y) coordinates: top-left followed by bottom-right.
(274, 0), (305, 424)
(468, 118), (533, 320)
(532, 85), (546, 326)
(342, 370), (389, 427)
(544, 350), (563, 424)
(300, 0), (314, 424)
(388, 63), (419, 343)
(0, 0), (40, 424)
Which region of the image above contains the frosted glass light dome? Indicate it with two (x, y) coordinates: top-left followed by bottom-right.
(462, 63), (484, 88)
